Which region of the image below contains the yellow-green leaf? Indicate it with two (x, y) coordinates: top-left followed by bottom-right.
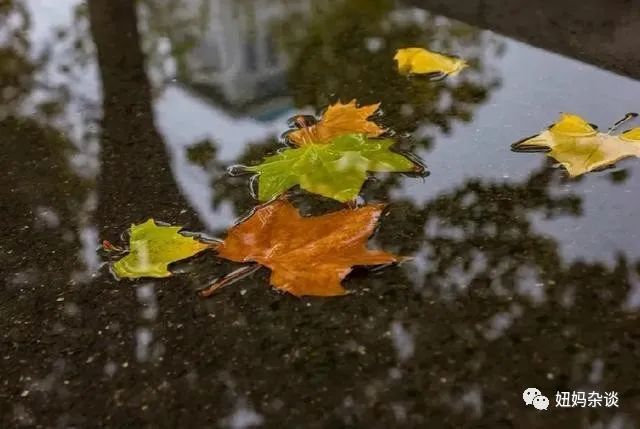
(112, 219), (210, 279)
(247, 133), (419, 202)
(394, 47), (467, 78)
(512, 113), (640, 177)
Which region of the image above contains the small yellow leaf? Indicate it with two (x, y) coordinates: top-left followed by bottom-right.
(513, 113), (640, 177)
(394, 47), (467, 78)
(111, 219), (210, 278)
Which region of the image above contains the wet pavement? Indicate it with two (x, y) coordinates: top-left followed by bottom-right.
(2, 0), (640, 428)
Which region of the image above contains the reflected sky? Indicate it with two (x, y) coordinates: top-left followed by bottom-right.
(3, 0), (640, 427)
(395, 38), (640, 264)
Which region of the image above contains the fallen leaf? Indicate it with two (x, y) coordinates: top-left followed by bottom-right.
(546, 113), (597, 136)
(215, 199), (397, 297)
(286, 100), (385, 146)
(247, 133), (419, 202)
(621, 128), (640, 141)
(394, 47), (467, 78)
(111, 219), (210, 278)
(512, 113), (640, 177)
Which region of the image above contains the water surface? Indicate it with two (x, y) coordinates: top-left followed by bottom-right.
(2, 0), (640, 428)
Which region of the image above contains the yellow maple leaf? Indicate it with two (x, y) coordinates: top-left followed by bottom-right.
(512, 113), (640, 177)
(286, 100), (385, 146)
(394, 47), (467, 78)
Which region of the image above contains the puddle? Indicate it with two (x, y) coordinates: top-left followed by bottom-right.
(2, 0), (640, 427)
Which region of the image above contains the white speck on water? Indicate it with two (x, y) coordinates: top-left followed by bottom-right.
(388, 367), (402, 380)
(63, 302), (80, 316)
(483, 312), (513, 341)
(623, 270), (640, 310)
(365, 37), (384, 53)
(135, 328), (153, 362)
(390, 321), (414, 362)
(35, 206), (60, 228)
(589, 358), (604, 384)
(104, 361), (117, 377)
(459, 386), (483, 418)
(391, 403), (407, 423)
(136, 284), (158, 321)
(220, 400), (264, 429)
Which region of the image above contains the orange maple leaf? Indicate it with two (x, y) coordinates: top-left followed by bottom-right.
(286, 100), (386, 146)
(211, 199), (397, 297)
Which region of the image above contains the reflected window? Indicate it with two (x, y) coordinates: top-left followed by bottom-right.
(194, 42), (221, 72)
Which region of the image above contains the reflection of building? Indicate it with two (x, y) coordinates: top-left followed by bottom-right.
(183, 0), (312, 121)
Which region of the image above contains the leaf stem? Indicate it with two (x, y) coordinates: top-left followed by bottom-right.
(608, 112), (638, 134)
(102, 240), (127, 253)
(198, 264), (261, 298)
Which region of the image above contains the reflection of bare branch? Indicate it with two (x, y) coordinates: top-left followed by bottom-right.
(280, 0), (503, 139)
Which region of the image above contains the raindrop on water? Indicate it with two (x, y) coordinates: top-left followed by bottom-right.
(248, 175), (259, 200)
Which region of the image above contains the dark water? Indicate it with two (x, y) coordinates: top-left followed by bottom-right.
(2, 0), (640, 428)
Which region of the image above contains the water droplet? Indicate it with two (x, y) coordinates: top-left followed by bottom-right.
(248, 175), (259, 200)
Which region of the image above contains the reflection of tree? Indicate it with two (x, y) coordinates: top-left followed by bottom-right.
(87, 0), (191, 234)
(330, 168), (638, 426)
(209, 137), (282, 215)
(0, 0), (34, 113)
(139, 0), (210, 82)
(200, 0), (502, 218)
(0, 116), (88, 280)
(186, 166), (640, 428)
(399, 169), (581, 284)
(0, 0), (89, 280)
(200, 122), (640, 426)
(4, 2), (640, 427)
(57, 0), (210, 99)
(281, 0), (501, 138)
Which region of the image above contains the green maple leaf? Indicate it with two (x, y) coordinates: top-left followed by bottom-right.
(112, 219), (210, 278)
(247, 133), (418, 202)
